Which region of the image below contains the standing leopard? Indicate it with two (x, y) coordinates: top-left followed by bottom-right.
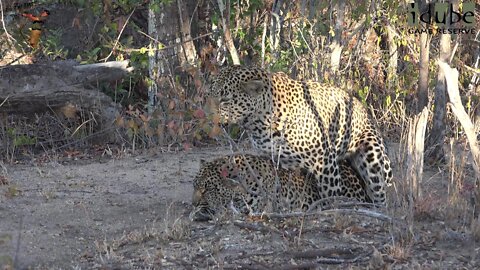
(206, 66), (392, 204)
(191, 154), (369, 221)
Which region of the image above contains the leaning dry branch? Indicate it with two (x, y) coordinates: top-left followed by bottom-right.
(307, 196), (382, 211)
(0, 0), (14, 43)
(438, 60), (480, 180)
(438, 60), (480, 214)
(217, 0), (240, 64)
(284, 246), (371, 266)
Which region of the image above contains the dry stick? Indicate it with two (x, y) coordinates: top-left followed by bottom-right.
(439, 60), (480, 174)
(0, 95), (9, 108)
(261, 14), (268, 68)
(0, 0), (14, 43)
(263, 208), (393, 222)
(289, 246), (361, 259)
(307, 195), (382, 211)
(282, 254), (368, 267)
(102, 8), (136, 62)
(217, 0), (240, 64)
(257, 247), (371, 270)
(438, 60), (480, 211)
(135, 31), (214, 52)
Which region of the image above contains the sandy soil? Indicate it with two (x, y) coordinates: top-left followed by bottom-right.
(0, 146), (479, 269)
(0, 147), (229, 269)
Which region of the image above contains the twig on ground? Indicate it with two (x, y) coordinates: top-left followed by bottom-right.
(228, 246), (372, 269)
(280, 246), (372, 268)
(226, 263), (268, 270)
(233, 220), (282, 235)
(13, 216), (23, 269)
(261, 208), (393, 222)
(288, 246), (362, 259)
(0, 95), (9, 108)
(307, 195), (383, 210)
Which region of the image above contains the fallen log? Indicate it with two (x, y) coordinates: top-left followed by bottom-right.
(0, 60), (131, 114)
(0, 60), (131, 113)
(0, 60), (132, 144)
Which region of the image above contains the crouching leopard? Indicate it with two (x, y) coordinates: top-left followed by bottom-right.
(191, 154), (369, 221)
(206, 66), (392, 205)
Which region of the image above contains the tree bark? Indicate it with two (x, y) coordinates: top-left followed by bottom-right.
(417, 32), (430, 112)
(330, 0), (345, 74)
(270, 0), (283, 62)
(147, 6), (159, 113)
(417, 0), (430, 112)
(428, 4), (452, 163)
(177, 0), (197, 66)
(407, 107), (429, 201)
(386, 25), (397, 77)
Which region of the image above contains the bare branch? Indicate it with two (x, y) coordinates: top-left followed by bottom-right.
(258, 208), (393, 222)
(101, 8), (136, 62)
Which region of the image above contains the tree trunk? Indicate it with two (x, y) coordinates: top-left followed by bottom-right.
(386, 25), (397, 78)
(270, 0), (284, 62)
(417, 32), (430, 112)
(330, 0), (345, 74)
(177, 0), (197, 66)
(407, 107), (429, 201)
(373, 22), (397, 89)
(428, 3), (452, 163)
(197, 0), (216, 73)
(147, 1), (201, 144)
(417, 0), (430, 112)
(147, 6), (159, 114)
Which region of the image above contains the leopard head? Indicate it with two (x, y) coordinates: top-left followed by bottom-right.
(191, 158), (246, 221)
(206, 66), (271, 124)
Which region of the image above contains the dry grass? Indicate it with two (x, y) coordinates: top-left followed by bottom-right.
(382, 110), (480, 268)
(89, 202), (193, 268)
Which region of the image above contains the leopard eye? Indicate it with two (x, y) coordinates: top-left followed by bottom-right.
(219, 97), (229, 103)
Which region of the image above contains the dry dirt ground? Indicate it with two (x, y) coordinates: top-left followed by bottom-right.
(0, 146), (479, 269)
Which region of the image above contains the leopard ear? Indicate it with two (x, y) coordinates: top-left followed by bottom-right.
(200, 159), (207, 166)
(242, 79), (264, 96)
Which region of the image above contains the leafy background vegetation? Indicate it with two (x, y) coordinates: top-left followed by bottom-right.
(0, 0), (478, 156)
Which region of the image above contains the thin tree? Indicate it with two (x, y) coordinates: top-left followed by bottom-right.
(330, 0), (345, 74)
(428, 2), (453, 162)
(417, 0), (430, 113)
